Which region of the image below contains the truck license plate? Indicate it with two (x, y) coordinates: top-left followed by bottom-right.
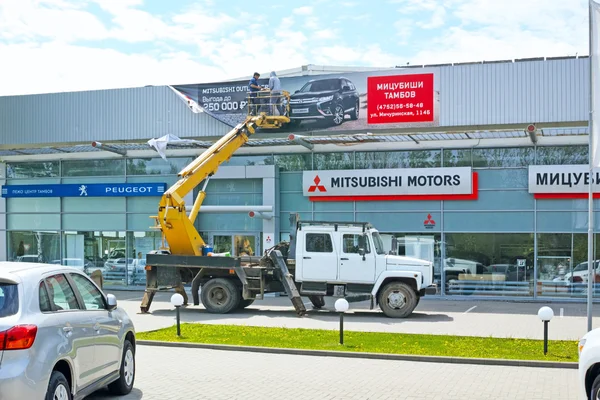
(293, 108), (309, 114)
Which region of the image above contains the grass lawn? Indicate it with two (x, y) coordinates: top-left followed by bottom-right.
(137, 323), (578, 363)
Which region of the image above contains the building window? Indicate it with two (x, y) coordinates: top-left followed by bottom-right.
(6, 161), (60, 178)
(443, 149), (472, 167)
(472, 147), (534, 168)
(274, 154), (312, 171)
(62, 231), (126, 285)
(226, 155), (274, 166)
(444, 233), (534, 297)
(8, 231), (60, 263)
(355, 150), (441, 169)
(313, 153), (354, 170)
(535, 145), (588, 165)
(62, 159), (125, 177)
(126, 231), (163, 286)
(126, 157), (193, 175)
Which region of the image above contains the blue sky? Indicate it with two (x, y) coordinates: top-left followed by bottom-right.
(0, 0), (589, 95)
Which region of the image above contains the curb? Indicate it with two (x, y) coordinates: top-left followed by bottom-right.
(137, 340), (577, 369)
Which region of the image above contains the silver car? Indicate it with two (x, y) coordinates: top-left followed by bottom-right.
(0, 262), (136, 400)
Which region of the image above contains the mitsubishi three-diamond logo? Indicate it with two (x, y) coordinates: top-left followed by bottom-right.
(424, 214), (436, 229)
(308, 176), (327, 193)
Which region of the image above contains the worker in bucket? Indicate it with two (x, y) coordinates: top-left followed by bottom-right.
(268, 71), (283, 116)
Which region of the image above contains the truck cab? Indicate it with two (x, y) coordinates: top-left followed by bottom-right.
(291, 221), (436, 318)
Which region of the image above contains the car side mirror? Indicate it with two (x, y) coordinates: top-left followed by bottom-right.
(343, 85), (350, 91)
(106, 294), (117, 311)
(358, 248), (366, 256)
(295, 90), (299, 94)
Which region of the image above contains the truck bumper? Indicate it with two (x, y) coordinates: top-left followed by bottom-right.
(423, 284), (437, 295)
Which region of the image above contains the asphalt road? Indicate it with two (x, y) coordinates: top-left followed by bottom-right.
(111, 289), (600, 318)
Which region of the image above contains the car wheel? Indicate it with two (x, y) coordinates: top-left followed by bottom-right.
(350, 100), (359, 120)
(46, 371), (71, 400)
(108, 339), (135, 395)
(378, 282), (417, 318)
(201, 278), (241, 313)
(331, 103), (345, 126)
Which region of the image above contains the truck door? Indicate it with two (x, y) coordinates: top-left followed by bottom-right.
(339, 233), (376, 283)
(300, 232), (339, 281)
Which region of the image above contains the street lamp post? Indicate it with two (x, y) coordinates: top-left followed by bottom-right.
(334, 298), (349, 345)
(537, 306), (554, 355)
(171, 293), (184, 337)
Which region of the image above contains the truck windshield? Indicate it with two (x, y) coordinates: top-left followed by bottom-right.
(371, 232), (386, 255)
(0, 283), (19, 318)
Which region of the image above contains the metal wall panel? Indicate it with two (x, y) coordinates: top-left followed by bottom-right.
(0, 86), (231, 145)
(0, 57), (589, 147)
(439, 57), (588, 126)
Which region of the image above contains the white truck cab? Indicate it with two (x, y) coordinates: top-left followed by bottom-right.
(291, 221), (436, 318)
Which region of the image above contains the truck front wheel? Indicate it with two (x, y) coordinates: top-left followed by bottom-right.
(201, 278), (241, 314)
(378, 281), (418, 318)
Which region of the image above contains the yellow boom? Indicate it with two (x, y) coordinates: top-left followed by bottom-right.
(152, 112), (285, 256)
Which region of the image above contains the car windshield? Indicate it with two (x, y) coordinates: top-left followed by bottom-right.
(0, 283), (19, 318)
(371, 232), (386, 255)
(299, 79), (341, 93)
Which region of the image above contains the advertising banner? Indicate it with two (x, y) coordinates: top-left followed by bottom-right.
(173, 67), (440, 134)
(1, 183), (167, 198)
(302, 167), (477, 202)
(528, 165), (600, 198)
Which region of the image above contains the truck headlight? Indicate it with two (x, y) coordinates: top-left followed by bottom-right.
(318, 95), (334, 103)
(579, 338), (587, 354)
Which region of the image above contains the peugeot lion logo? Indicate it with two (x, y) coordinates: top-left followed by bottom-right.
(78, 185), (88, 196)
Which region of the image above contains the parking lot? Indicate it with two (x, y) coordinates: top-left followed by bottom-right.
(87, 345), (579, 400)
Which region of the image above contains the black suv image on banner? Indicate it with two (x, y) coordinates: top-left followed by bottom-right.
(288, 77), (360, 126)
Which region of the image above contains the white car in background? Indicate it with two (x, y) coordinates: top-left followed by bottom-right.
(579, 328), (600, 399)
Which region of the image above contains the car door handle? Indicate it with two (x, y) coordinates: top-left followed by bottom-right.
(303, 257), (311, 259)
(341, 258), (349, 260)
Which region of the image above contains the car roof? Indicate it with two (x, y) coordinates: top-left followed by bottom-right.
(0, 261), (83, 282)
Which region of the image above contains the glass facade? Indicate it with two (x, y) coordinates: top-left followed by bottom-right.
(3, 145), (600, 299)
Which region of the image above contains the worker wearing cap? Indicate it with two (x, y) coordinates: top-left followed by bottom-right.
(248, 72), (262, 115)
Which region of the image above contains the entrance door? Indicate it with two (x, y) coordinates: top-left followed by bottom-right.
(209, 233), (260, 257)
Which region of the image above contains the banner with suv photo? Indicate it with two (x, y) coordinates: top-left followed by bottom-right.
(173, 67), (440, 134)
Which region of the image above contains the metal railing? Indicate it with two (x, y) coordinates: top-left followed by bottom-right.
(246, 89), (290, 117)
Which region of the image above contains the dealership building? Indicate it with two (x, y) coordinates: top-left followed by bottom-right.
(0, 55), (597, 300)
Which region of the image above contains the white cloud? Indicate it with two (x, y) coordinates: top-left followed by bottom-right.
(293, 6), (313, 16)
(313, 29), (338, 39)
(0, 0), (591, 96)
(0, 41), (227, 95)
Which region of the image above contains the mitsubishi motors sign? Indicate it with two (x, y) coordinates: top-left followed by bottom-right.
(302, 167), (478, 202)
(529, 165), (600, 199)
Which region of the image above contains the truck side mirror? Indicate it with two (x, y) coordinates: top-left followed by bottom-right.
(358, 234), (367, 261)
(390, 237), (398, 255)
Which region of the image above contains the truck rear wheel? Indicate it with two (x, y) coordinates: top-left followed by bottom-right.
(308, 295), (326, 309)
(201, 278), (241, 314)
(378, 281), (417, 318)
(238, 299), (255, 309)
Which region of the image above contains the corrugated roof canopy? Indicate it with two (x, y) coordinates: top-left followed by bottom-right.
(0, 127), (588, 157)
